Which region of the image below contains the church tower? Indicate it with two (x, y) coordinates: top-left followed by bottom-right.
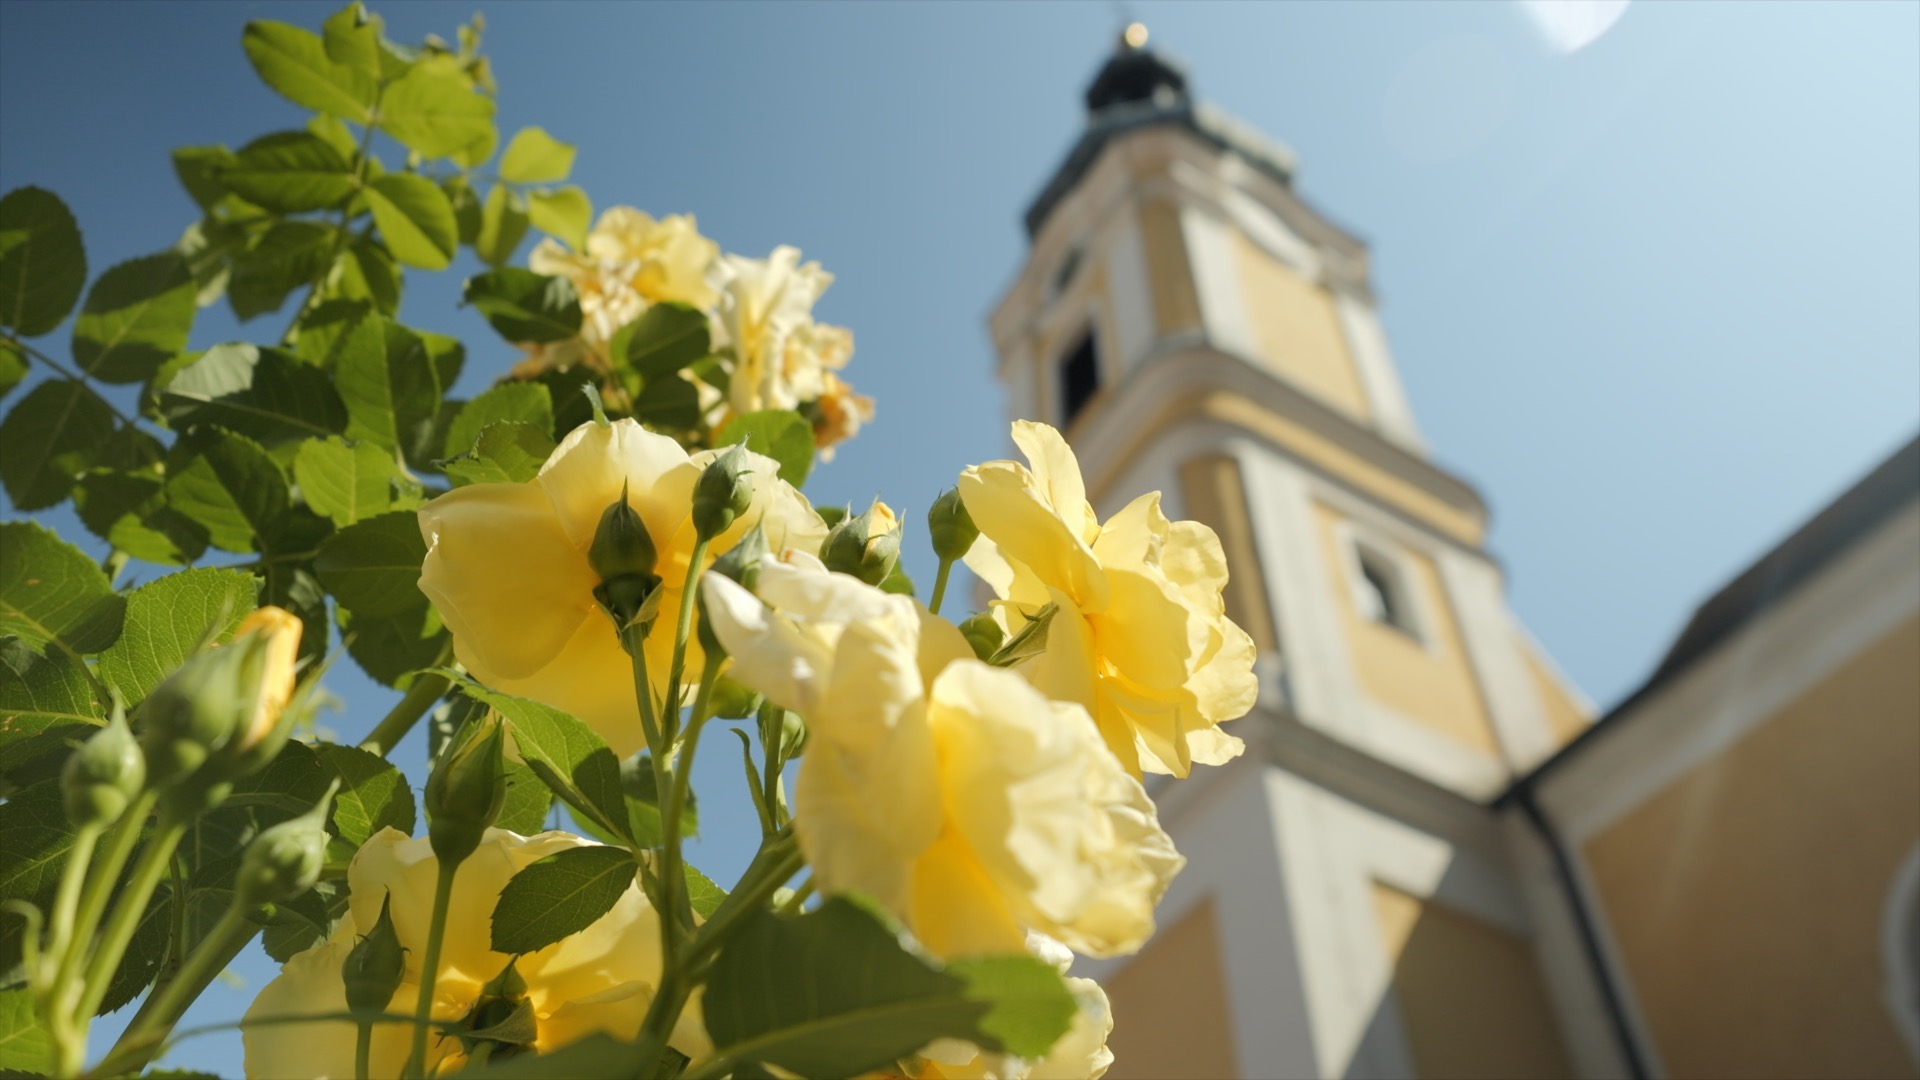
(989, 27), (1606, 1079)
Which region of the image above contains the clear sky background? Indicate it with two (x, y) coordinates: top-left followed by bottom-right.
(3, 1), (1916, 1074)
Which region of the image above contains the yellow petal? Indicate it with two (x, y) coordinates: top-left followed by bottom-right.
(794, 723), (943, 918)
(418, 482), (595, 681)
(476, 608), (647, 758)
(536, 418), (698, 553)
(1011, 421), (1100, 547)
(700, 571), (833, 716)
(906, 826), (1029, 959)
(957, 462), (1107, 612)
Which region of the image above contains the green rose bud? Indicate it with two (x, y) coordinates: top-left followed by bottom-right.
(692, 445), (755, 540)
(958, 612), (1007, 662)
(588, 482), (663, 632)
(62, 707), (147, 829)
(425, 709), (508, 865)
(708, 676), (763, 720)
(927, 487), (979, 563)
(234, 781), (337, 909)
(342, 893), (407, 1016)
(698, 526), (769, 657)
(776, 709), (809, 760)
(820, 500), (901, 586)
(139, 607), (303, 793)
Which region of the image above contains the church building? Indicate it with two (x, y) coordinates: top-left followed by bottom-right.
(988, 26), (1920, 1080)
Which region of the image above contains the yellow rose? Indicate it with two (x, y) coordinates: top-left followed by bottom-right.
(242, 827), (708, 1078)
(810, 370), (875, 460)
(958, 422), (1258, 778)
(521, 207), (721, 373)
(712, 246), (856, 416)
(418, 418), (825, 755)
(702, 553), (1183, 960)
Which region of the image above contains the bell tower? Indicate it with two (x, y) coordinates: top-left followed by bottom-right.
(989, 26), (1604, 1079)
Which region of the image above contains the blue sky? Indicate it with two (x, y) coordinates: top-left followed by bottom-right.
(3, 1), (1916, 1073)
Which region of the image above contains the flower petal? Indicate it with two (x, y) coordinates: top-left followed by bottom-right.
(957, 461), (1107, 612)
(419, 482), (596, 681)
(537, 418), (698, 553)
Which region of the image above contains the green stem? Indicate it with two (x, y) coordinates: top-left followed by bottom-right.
(624, 623), (663, 757)
(76, 812), (188, 1021)
(52, 790), (154, 1005)
(358, 657), (452, 757)
(663, 537), (712, 744)
(929, 556), (955, 616)
(356, 1021), (374, 1080)
(659, 656), (722, 942)
(776, 875), (815, 917)
(404, 860), (460, 1080)
(92, 903), (250, 1078)
(43, 824), (99, 988)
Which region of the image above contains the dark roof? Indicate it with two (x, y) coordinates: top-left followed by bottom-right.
(1498, 431), (1920, 804)
(1024, 42), (1296, 239)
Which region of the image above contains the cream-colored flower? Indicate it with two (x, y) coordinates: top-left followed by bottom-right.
(809, 370), (875, 460)
(711, 246), (861, 418)
(418, 418), (825, 756)
(703, 553), (1183, 960)
(242, 828), (708, 1078)
(958, 422), (1258, 779)
(880, 937), (1115, 1080)
(521, 207), (720, 372)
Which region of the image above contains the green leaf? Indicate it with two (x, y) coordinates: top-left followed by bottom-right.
(73, 469), (209, 565)
(334, 313), (439, 455)
(442, 383), (553, 460)
(340, 602), (445, 688)
(0, 521), (123, 657)
(619, 753), (697, 848)
(307, 113), (359, 159)
(171, 146), (239, 213)
(96, 568), (259, 706)
(0, 339), (25, 402)
(443, 421), (555, 486)
(703, 898), (1077, 1076)
(491, 845), (634, 954)
(314, 510), (426, 618)
(295, 436), (398, 527)
(526, 186), (591, 251)
(0, 641), (104, 788)
(0, 380), (116, 510)
(321, 3), (383, 80)
(163, 427), (290, 554)
(454, 678), (630, 844)
(496, 758), (554, 834)
(462, 268), (581, 344)
(0, 780), (73, 981)
(335, 239), (401, 316)
(624, 301), (710, 380)
(419, 328), (465, 390)
(0, 986), (55, 1075)
(317, 742), (416, 848)
(230, 221), (335, 320)
(633, 374), (699, 431)
(716, 410), (814, 488)
(378, 64), (495, 159)
(363, 174), (457, 271)
(242, 20), (375, 120)
(498, 127), (576, 185)
(160, 342), (348, 446)
(474, 184), (530, 268)
(0, 186), (87, 336)
(221, 131), (355, 213)
(686, 864), (727, 919)
(69, 253), (197, 384)
(258, 878), (347, 964)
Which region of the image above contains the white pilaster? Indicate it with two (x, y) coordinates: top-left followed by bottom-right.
(1104, 207), (1156, 374)
(1436, 548), (1559, 772)
(1333, 293), (1426, 453)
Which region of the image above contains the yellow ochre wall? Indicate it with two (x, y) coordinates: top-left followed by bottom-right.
(1138, 201), (1201, 337)
(1179, 454), (1280, 656)
(1373, 884), (1576, 1079)
(1583, 615), (1920, 1079)
(1312, 502), (1499, 756)
(1103, 899), (1242, 1080)
(1231, 234), (1372, 422)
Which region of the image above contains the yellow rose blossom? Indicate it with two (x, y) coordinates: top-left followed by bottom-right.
(227, 605), (302, 752)
(898, 935), (1115, 1080)
(810, 370), (875, 460)
(418, 418), (826, 755)
(242, 828), (707, 1078)
(702, 552), (1183, 960)
(518, 207), (720, 374)
(712, 246), (867, 424)
(958, 422), (1259, 779)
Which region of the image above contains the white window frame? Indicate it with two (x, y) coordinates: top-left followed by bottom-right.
(1332, 520), (1436, 651)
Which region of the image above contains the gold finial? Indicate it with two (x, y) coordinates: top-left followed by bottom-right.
(1123, 22), (1150, 49)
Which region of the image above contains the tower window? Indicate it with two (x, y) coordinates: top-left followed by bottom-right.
(1059, 330), (1101, 426)
(1354, 543), (1419, 640)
